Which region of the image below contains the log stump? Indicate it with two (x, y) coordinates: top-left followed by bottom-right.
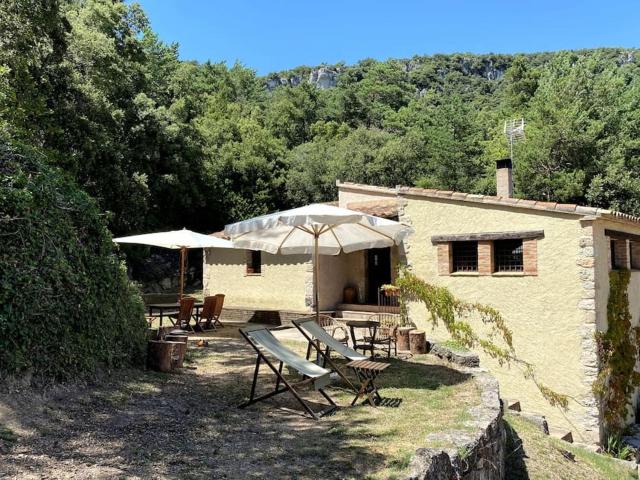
(397, 326), (416, 352)
(165, 335), (188, 368)
(147, 340), (182, 372)
(409, 330), (427, 354)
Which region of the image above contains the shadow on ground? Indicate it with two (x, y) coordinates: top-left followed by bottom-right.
(504, 419), (530, 480)
(0, 326), (472, 479)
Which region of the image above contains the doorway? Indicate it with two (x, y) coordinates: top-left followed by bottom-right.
(366, 247), (391, 304)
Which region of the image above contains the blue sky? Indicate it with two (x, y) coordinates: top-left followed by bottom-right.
(136, 1), (639, 75)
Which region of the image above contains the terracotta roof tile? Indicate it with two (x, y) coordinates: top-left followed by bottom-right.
(556, 203), (578, 212)
(346, 200), (399, 218)
(351, 181), (640, 224)
(210, 230), (230, 240)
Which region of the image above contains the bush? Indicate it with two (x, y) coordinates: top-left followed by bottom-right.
(0, 142), (147, 379)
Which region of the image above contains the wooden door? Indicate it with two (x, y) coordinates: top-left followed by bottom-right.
(366, 248), (391, 304)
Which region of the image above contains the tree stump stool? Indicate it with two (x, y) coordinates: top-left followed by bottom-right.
(409, 330), (427, 354)
(165, 335), (188, 368)
(396, 326), (416, 352)
(147, 340), (183, 372)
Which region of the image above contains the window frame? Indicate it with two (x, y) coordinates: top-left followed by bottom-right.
(246, 249), (262, 275)
(493, 239), (524, 273)
(451, 241), (479, 273)
(631, 241), (640, 270)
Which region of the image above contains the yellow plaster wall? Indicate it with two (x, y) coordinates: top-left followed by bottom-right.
(402, 196), (592, 438)
(592, 219), (640, 424)
(203, 248), (310, 311)
(318, 254), (348, 309)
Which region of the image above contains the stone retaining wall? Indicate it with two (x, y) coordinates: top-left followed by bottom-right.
(407, 371), (505, 480)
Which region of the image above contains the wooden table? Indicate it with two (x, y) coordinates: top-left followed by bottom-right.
(147, 301), (203, 327)
(346, 359), (389, 407)
(346, 319), (379, 358)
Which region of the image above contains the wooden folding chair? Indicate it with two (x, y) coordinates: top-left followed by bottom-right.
(211, 293), (224, 328)
(197, 296), (218, 331)
(168, 297), (195, 332)
(293, 317), (366, 392)
(239, 326), (337, 419)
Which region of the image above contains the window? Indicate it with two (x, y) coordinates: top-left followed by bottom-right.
(631, 241), (640, 270)
(494, 239), (524, 272)
(610, 239), (628, 270)
(246, 250), (262, 275)
(452, 241), (478, 272)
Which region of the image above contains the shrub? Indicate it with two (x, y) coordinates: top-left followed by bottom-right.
(0, 142), (147, 380)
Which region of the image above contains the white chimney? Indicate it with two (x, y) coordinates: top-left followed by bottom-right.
(496, 159), (513, 198)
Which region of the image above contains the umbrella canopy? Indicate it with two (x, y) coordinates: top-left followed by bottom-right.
(113, 229), (232, 250)
(224, 204), (413, 319)
(113, 229), (233, 298)
(224, 203), (412, 255)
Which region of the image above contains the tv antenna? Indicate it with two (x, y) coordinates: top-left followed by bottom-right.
(503, 118), (525, 162)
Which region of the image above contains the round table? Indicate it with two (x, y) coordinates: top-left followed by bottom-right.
(345, 319), (380, 358)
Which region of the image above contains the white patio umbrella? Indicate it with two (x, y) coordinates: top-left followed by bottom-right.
(224, 204), (413, 320)
(113, 228), (233, 298)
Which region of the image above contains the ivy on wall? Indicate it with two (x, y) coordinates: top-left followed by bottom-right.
(388, 267), (569, 408)
(593, 269), (640, 434)
(0, 143), (148, 380)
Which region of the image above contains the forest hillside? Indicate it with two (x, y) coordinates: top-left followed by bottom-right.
(3, 1), (640, 237)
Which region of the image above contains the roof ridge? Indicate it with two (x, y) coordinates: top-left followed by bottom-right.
(337, 181), (640, 224)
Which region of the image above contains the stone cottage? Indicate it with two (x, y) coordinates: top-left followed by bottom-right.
(204, 160), (640, 443)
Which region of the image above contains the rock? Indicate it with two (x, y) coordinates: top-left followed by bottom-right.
(308, 67), (338, 89)
(406, 449), (455, 480)
(430, 342), (480, 368)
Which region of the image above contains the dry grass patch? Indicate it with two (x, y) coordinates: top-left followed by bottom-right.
(0, 326), (479, 479)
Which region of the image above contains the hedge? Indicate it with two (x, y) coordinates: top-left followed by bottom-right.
(0, 142), (147, 379)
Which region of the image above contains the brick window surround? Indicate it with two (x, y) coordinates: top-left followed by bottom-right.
(606, 229), (639, 270)
(434, 231), (541, 277)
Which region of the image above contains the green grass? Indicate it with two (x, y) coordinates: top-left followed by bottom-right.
(0, 424), (17, 444)
(289, 340), (478, 478)
(505, 413), (637, 480)
(438, 339), (470, 353)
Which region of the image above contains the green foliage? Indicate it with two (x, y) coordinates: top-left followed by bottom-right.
(0, 142), (147, 379)
(603, 433), (635, 461)
(3, 0), (640, 236)
(593, 270), (640, 434)
(393, 267), (569, 409)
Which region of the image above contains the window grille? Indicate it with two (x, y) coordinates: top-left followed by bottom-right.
(452, 241), (478, 272)
(494, 239), (523, 272)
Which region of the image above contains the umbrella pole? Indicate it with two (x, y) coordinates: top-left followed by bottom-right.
(179, 247), (186, 299)
(314, 232), (320, 322)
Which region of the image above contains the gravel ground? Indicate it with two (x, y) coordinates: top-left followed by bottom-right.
(0, 325), (475, 479)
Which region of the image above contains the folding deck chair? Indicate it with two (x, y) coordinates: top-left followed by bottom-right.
(239, 326), (337, 419)
(292, 317), (368, 391)
(212, 293), (225, 328)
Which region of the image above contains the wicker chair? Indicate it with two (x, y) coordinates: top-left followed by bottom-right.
(365, 312), (400, 358)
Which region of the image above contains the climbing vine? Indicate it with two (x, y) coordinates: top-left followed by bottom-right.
(593, 269), (640, 434)
(384, 266), (569, 409)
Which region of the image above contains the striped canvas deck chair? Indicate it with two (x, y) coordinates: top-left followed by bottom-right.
(292, 317), (368, 391)
(239, 326), (337, 419)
